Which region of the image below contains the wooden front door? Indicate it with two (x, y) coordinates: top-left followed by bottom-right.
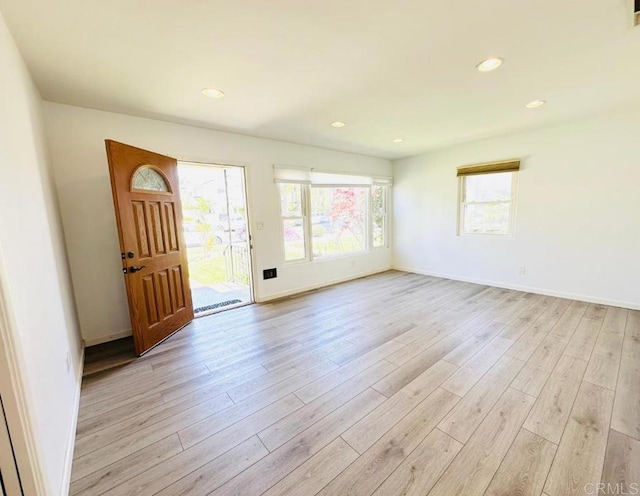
(106, 140), (194, 355)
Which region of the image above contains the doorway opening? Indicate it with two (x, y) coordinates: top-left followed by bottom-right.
(178, 162), (253, 316)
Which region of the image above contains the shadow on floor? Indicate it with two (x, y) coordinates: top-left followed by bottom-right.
(83, 289), (252, 377)
(83, 337), (136, 377)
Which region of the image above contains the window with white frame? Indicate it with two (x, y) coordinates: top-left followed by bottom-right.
(278, 183), (308, 261)
(457, 160), (519, 236)
(275, 166), (392, 262)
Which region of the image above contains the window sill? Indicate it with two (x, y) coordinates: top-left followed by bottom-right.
(313, 250), (367, 261)
(457, 232), (515, 240)
(284, 249), (378, 265)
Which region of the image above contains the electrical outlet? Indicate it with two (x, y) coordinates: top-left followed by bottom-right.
(517, 266), (526, 275)
(256, 221), (264, 230)
(263, 268), (277, 280)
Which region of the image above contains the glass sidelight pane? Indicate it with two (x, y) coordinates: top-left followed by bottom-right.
(282, 219), (306, 261)
(279, 183), (303, 217)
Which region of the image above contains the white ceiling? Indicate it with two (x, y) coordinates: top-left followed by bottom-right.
(1, 0), (639, 159)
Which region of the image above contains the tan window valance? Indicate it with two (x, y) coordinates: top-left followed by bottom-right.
(457, 159), (520, 177)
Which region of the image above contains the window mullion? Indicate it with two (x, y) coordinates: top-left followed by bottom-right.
(385, 186), (390, 248)
(303, 184), (312, 261)
(367, 186), (371, 251)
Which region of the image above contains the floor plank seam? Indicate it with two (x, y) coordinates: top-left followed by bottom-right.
(369, 385), (391, 398)
(338, 435), (360, 455)
(310, 438), (362, 495)
(292, 391), (307, 404)
(74, 390), (236, 459)
(96, 395), (303, 493)
(256, 434), (270, 454)
(519, 302), (584, 400)
(440, 335), (564, 493)
(479, 394), (537, 496)
(73, 274), (639, 496)
(520, 425), (559, 448)
(415, 427), (473, 494)
(582, 377), (616, 392)
(536, 362), (593, 493)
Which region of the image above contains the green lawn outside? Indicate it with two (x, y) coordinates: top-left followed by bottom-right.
(313, 237), (363, 257)
(285, 236), (364, 260)
(186, 246), (227, 286)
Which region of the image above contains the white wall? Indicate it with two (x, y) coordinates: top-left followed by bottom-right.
(0, 10), (83, 496)
(394, 108), (640, 310)
(42, 103), (393, 345)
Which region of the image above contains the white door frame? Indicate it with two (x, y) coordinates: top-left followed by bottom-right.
(177, 161), (256, 307)
(0, 247), (46, 495)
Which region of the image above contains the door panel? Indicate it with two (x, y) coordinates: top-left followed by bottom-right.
(149, 201), (166, 254)
(106, 140), (194, 355)
(165, 204), (179, 252)
(171, 266), (186, 310)
(132, 201), (151, 258)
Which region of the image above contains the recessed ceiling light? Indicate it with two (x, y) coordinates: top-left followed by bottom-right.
(476, 57), (504, 72)
(202, 88), (225, 98)
(392, 138), (404, 143)
(526, 99), (546, 109)
(331, 121), (346, 128)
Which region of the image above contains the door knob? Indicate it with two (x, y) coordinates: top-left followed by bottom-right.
(128, 266), (147, 274)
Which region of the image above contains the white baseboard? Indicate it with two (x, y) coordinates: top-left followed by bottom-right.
(393, 266), (640, 311)
(60, 344), (84, 496)
(86, 267), (391, 343)
(84, 330), (132, 347)
(256, 267), (393, 303)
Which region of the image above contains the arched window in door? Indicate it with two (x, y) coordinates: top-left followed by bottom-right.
(131, 165), (170, 192)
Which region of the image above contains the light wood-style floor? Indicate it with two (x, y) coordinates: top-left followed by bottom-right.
(71, 271), (640, 496)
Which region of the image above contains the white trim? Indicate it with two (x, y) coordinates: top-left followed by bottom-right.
(237, 164), (256, 305)
(372, 176), (393, 185)
(278, 183), (311, 263)
(178, 160), (256, 306)
(60, 345), (84, 496)
(0, 248), (47, 495)
(256, 267), (392, 303)
(273, 164), (392, 185)
(239, 163), (257, 304)
(393, 266), (640, 311)
(84, 330), (132, 347)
